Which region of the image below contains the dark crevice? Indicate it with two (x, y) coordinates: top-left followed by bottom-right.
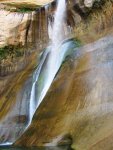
(73, 4), (90, 20)
(25, 13), (32, 49)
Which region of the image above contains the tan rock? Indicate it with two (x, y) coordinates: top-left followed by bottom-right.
(14, 34), (113, 150)
(0, 10), (32, 47)
(84, 0), (95, 7)
(0, 0), (113, 149)
(0, 9), (49, 48)
(0, 0), (53, 7)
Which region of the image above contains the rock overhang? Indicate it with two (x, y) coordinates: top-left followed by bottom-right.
(0, 0), (54, 8)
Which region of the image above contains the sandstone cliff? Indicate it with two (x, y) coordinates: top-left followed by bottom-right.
(0, 0), (53, 7)
(0, 0), (113, 149)
(0, 6), (49, 78)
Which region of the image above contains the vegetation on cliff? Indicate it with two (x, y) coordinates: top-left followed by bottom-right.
(16, 7), (36, 12)
(0, 46), (24, 60)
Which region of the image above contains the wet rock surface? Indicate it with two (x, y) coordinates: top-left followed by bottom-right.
(14, 35), (113, 150)
(0, 0), (113, 149)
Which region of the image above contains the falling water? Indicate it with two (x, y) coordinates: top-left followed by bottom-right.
(29, 0), (68, 123)
(0, 0), (77, 145)
(51, 0), (66, 45)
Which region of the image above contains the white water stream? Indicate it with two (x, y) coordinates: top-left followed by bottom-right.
(29, 0), (67, 123)
(0, 0), (77, 145)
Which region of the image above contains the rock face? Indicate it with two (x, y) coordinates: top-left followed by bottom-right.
(84, 0), (95, 7)
(70, 0), (113, 43)
(0, 9), (49, 48)
(15, 34), (113, 150)
(0, 0), (113, 149)
(13, 0), (113, 149)
(0, 10), (33, 47)
(0, 0), (53, 7)
(0, 0), (111, 77)
(0, 7), (50, 96)
(0, 6), (50, 77)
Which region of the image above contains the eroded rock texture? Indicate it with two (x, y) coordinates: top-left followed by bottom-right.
(0, 0), (53, 8)
(0, 9), (49, 48)
(0, 10), (35, 47)
(15, 34), (113, 150)
(0, 8), (50, 97)
(0, 0), (113, 149)
(0, 6), (50, 78)
(13, 0), (113, 149)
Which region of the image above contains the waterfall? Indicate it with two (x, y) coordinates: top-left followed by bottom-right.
(29, 0), (67, 123)
(0, 0), (77, 145)
(51, 0), (66, 45)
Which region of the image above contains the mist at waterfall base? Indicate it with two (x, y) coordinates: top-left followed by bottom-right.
(0, 0), (78, 147)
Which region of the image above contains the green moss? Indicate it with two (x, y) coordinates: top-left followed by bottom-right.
(72, 38), (82, 47)
(0, 45), (24, 60)
(0, 47), (7, 59)
(5, 6), (37, 13)
(16, 7), (36, 13)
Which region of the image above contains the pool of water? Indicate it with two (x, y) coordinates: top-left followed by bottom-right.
(0, 146), (72, 150)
